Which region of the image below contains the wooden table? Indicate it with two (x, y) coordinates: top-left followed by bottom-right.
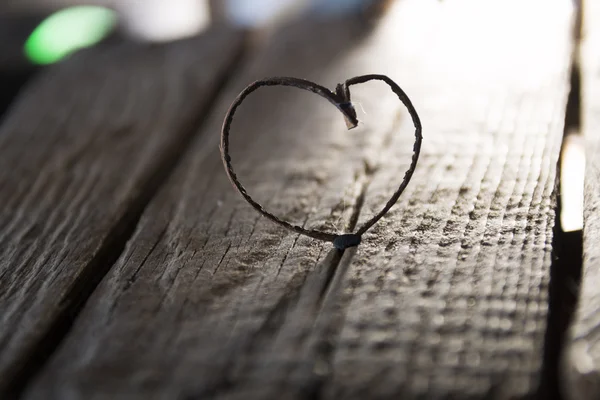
(1, 0), (599, 399)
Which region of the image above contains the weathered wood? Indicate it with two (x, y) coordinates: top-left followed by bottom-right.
(25, 1), (573, 399)
(563, 0), (600, 398)
(0, 28), (243, 396)
(329, 3), (573, 397)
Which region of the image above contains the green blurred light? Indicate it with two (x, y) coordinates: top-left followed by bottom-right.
(25, 6), (117, 65)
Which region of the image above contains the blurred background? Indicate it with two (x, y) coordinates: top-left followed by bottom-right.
(0, 0), (381, 118)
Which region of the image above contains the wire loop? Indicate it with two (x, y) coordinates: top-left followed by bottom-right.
(220, 75), (422, 249)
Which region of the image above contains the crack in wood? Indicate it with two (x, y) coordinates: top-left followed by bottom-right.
(276, 218), (309, 278)
(275, 108), (408, 400)
(213, 242), (233, 275)
(123, 225), (168, 291)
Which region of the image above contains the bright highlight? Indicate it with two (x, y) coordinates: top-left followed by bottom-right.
(24, 6), (117, 65)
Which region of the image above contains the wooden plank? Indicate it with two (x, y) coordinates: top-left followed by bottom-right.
(0, 28), (243, 397)
(563, 1), (600, 398)
(330, 2), (572, 397)
(24, 1), (573, 399)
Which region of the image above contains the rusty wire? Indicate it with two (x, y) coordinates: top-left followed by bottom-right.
(220, 74), (422, 250)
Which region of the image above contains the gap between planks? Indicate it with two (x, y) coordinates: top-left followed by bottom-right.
(562, 0), (600, 398)
(540, 53), (584, 400)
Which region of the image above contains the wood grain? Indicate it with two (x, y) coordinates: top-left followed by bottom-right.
(328, 2), (573, 397)
(0, 28), (243, 397)
(25, 1), (573, 399)
(563, 0), (600, 398)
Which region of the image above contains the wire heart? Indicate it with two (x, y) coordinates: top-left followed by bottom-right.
(220, 74), (422, 250)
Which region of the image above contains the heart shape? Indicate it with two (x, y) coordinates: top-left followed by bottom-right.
(221, 74), (422, 250)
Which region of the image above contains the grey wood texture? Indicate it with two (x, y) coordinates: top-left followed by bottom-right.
(563, 0), (600, 398)
(0, 29), (243, 396)
(24, 1), (573, 399)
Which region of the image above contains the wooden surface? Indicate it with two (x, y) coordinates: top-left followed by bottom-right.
(0, 28), (243, 397)
(563, 0), (600, 398)
(3, 1), (574, 399)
